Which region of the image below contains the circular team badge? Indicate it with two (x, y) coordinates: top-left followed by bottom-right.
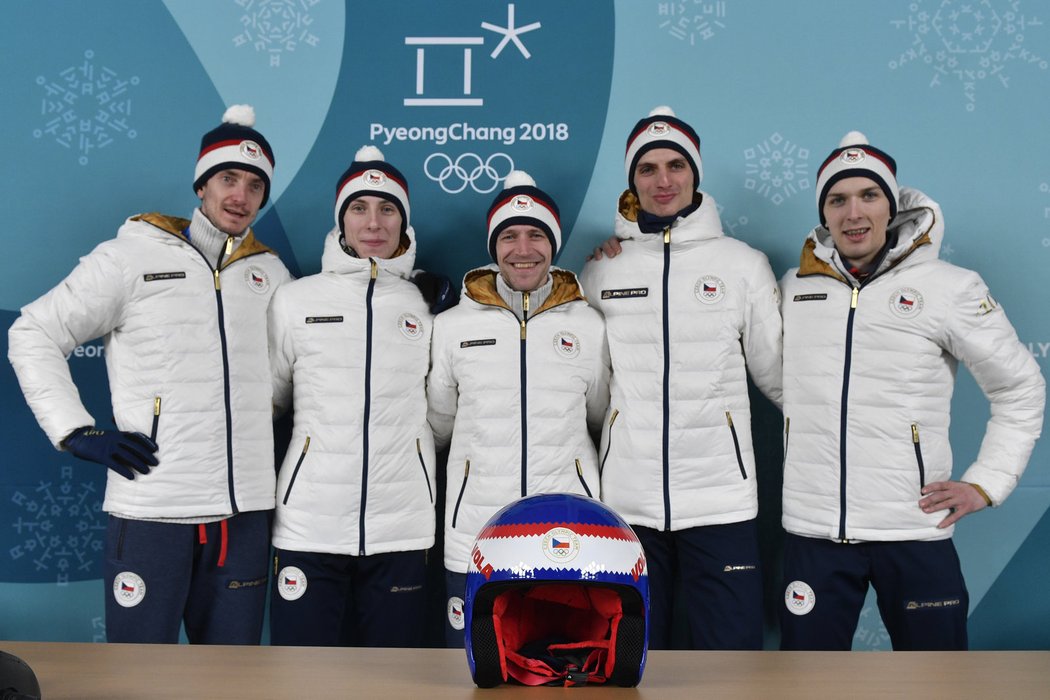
(840, 147), (866, 165)
(553, 331), (580, 359)
(889, 287), (924, 318)
(398, 312), (424, 340)
(512, 194), (534, 212)
(447, 596), (465, 630)
(239, 140), (262, 161)
(784, 580), (816, 616)
(276, 566), (308, 601)
(113, 571), (146, 608)
(244, 265), (271, 294)
(541, 527), (581, 564)
(647, 121), (671, 137)
(694, 275), (726, 305)
(365, 169), (387, 188)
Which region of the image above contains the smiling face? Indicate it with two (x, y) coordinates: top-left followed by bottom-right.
(633, 147), (695, 217)
(341, 195), (403, 259)
(196, 168), (265, 236)
(822, 176), (892, 269)
(495, 224), (552, 292)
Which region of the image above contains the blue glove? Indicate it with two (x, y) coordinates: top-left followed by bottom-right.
(411, 270), (459, 315)
(63, 427), (159, 480)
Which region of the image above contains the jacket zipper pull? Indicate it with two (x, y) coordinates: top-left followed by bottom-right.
(214, 236), (234, 290)
(370, 259), (378, 280)
(663, 226), (671, 244)
(521, 291), (529, 339)
(851, 287), (859, 309)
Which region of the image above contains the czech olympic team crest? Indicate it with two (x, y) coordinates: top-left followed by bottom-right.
(244, 265), (270, 294)
(398, 312), (424, 340)
(277, 566), (307, 601)
(889, 287), (924, 318)
(840, 148), (865, 165)
(365, 169), (387, 188)
(694, 275), (726, 304)
(239, 140), (262, 161)
(784, 580), (816, 616)
(448, 596), (466, 630)
(512, 194), (534, 212)
(113, 571), (146, 608)
(647, 121), (671, 137)
(541, 527), (581, 564)
(553, 331), (580, 358)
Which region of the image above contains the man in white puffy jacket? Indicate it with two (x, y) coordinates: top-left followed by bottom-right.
(428, 171), (610, 645)
(779, 132), (1045, 650)
(267, 147), (436, 647)
(580, 107), (782, 650)
(7, 106), (291, 643)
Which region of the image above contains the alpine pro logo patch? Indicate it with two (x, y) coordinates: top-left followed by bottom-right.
(143, 271), (186, 282)
(601, 287), (648, 300)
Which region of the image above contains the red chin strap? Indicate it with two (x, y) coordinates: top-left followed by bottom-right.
(492, 584), (625, 687)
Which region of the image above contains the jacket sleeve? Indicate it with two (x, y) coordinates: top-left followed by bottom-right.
(741, 252), (784, 409)
(267, 288), (295, 418)
(586, 319), (612, 436)
(8, 243), (129, 448)
(426, 315), (458, 451)
(944, 272), (1045, 505)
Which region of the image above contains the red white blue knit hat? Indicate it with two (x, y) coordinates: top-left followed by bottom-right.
(815, 131), (899, 226)
(193, 105), (275, 206)
(335, 145), (411, 235)
(486, 170), (561, 261)
(624, 106), (702, 193)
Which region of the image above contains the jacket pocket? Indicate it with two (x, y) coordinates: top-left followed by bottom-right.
(451, 460), (470, 529)
(599, 409), (620, 481)
(281, 436), (311, 505)
(416, 438), (434, 503)
(782, 416), (790, 468)
(149, 396), (162, 442)
(726, 411), (747, 480)
(575, 459), (593, 498)
(911, 423), (926, 489)
(116, 518), (129, 560)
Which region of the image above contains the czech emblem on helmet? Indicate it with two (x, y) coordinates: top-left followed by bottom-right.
(464, 493), (649, 688)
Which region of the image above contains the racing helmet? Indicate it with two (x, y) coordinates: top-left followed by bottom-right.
(464, 493), (649, 687)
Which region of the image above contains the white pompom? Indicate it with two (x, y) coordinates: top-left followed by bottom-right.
(648, 105), (676, 118)
(355, 145), (384, 162)
(839, 130), (868, 147)
(222, 104), (256, 127)
(503, 170), (536, 189)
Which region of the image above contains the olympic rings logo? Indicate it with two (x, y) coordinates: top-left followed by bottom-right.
(424, 153), (515, 194)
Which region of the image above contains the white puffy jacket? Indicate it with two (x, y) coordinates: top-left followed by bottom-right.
(580, 191), (783, 532)
(8, 213), (291, 517)
(780, 188), (1045, 542)
(428, 266), (610, 572)
(268, 227), (435, 556)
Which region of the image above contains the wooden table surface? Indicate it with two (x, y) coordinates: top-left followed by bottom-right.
(3, 641), (1048, 699)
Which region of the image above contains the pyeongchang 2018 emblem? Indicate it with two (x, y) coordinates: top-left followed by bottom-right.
(240, 140), (262, 160)
(399, 313), (424, 340)
(277, 566), (308, 601)
(694, 275), (726, 304)
(244, 266), (270, 294)
(512, 195), (534, 212)
(113, 571), (146, 608)
(553, 331), (580, 359)
(784, 580), (815, 616)
(840, 148), (865, 164)
(889, 287), (924, 318)
(541, 527), (581, 564)
(365, 169), (387, 187)
(647, 121), (670, 137)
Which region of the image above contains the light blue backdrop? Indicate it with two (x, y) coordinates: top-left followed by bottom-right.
(1, 1), (1047, 649)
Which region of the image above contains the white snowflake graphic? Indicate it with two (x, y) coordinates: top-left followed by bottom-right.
(889, 0), (1047, 112)
(743, 133), (810, 206)
(656, 1), (728, 44)
(8, 465), (106, 585)
(715, 202), (749, 238)
(233, 0), (322, 68)
(32, 49), (139, 166)
(853, 603), (891, 650)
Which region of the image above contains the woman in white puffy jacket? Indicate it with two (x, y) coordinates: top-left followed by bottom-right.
(267, 147), (437, 647)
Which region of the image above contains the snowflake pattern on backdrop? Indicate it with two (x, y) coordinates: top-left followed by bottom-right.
(715, 202), (749, 238)
(889, 0), (1047, 112)
(8, 466), (106, 585)
(656, 1), (728, 44)
(743, 133), (810, 206)
(233, 0), (322, 67)
(33, 50), (139, 166)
